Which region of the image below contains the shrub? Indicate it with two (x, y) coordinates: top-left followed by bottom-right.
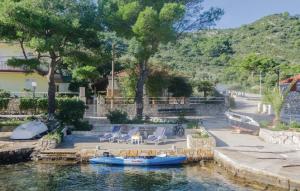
(259, 120), (271, 128)
(0, 89), (10, 98)
(37, 98), (48, 112)
(106, 110), (128, 124)
(44, 130), (63, 143)
(290, 121), (300, 129)
(274, 122), (289, 131)
(176, 112), (188, 124)
(0, 98), (9, 110)
(19, 98), (37, 111)
(229, 96), (235, 108)
(0, 90), (10, 110)
(73, 120), (93, 131)
(56, 98), (86, 126)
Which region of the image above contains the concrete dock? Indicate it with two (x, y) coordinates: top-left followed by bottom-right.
(204, 94), (300, 190)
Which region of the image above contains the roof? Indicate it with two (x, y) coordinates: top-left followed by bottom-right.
(280, 74), (300, 84)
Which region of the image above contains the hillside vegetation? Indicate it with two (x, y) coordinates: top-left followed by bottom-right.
(153, 13), (300, 91)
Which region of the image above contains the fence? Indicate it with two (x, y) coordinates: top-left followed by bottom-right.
(9, 92), (79, 98)
(103, 96), (225, 105)
(95, 96), (228, 117)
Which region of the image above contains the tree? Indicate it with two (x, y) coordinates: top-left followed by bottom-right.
(194, 80), (214, 97)
(0, 0), (101, 118)
(100, 0), (223, 118)
(263, 79), (296, 125)
(168, 77), (192, 97)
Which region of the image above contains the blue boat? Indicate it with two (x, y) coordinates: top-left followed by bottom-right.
(89, 154), (187, 166)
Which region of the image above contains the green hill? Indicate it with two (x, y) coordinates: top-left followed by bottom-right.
(153, 13), (300, 89)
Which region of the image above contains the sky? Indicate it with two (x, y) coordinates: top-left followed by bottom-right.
(203, 0), (300, 29)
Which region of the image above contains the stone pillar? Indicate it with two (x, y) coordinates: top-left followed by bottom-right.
(79, 87), (86, 103)
(97, 95), (105, 116)
(262, 104), (268, 114)
(257, 102), (262, 113)
(268, 104), (273, 115)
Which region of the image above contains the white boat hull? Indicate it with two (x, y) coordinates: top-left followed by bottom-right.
(10, 121), (48, 140)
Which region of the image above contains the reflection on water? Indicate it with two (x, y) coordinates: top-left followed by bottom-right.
(0, 162), (255, 191)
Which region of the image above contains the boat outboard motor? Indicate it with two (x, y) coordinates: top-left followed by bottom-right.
(103, 152), (110, 157)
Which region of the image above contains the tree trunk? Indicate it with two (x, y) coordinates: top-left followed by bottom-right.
(135, 60), (148, 119)
(47, 59), (56, 119)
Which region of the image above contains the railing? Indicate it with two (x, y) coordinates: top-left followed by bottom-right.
(0, 61), (24, 71)
(103, 96), (225, 105)
(10, 92), (79, 98)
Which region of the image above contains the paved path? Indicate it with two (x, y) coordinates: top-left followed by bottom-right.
(203, 94), (300, 190)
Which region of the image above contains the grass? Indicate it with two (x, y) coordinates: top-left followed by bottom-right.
(261, 120), (300, 132)
(0, 119), (27, 127)
(192, 129), (209, 138)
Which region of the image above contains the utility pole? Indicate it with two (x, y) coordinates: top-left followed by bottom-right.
(259, 71), (262, 97)
(111, 43), (116, 109)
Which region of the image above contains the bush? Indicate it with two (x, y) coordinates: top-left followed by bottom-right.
(0, 98), (9, 110)
(290, 121), (300, 129)
(229, 96), (235, 108)
(274, 122), (289, 131)
(106, 110), (128, 124)
(73, 120), (93, 131)
(259, 120), (271, 128)
(44, 130), (63, 144)
(19, 98), (37, 111)
(0, 89), (10, 98)
(56, 98), (86, 126)
(176, 112), (188, 124)
(0, 90), (10, 110)
(37, 98), (48, 112)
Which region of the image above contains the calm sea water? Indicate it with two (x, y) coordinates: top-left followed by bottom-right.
(0, 162), (255, 191)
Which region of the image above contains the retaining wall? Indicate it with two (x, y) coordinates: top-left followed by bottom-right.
(259, 128), (300, 147)
(97, 103), (226, 117)
(0, 147), (34, 164)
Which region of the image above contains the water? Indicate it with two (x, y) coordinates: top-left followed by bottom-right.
(0, 163), (256, 191)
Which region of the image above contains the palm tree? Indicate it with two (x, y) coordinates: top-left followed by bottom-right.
(263, 80), (296, 126)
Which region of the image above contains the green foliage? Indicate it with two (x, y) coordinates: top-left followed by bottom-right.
(192, 129), (209, 138)
(0, 89), (10, 98)
(0, 0), (102, 115)
(0, 119), (26, 127)
(289, 121), (300, 129)
(36, 98), (48, 112)
(73, 120), (93, 131)
(229, 97), (236, 109)
(72, 66), (100, 82)
(56, 98), (86, 126)
(19, 98), (37, 111)
(154, 14), (300, 91)
(176, 112), (188, 124)
(263, 80), (293, 124)
(146, 70), (170, 97)
(44, 130), (63, 144)
(118, 71), (137, 98)
(194, 80), (214, 97)
(106, 110), (128, 124)
(168, 77), (192, 97)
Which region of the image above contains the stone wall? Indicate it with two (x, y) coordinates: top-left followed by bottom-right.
(75, 123), (182, 137)
(97, 103), (226, 117)
(186, 128), (216, 151)
(259, 128), (300, 147)
(281, 91), (300, 122)
(0, 147), (34, 164)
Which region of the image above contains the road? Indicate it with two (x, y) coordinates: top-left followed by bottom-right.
(203, 93), (300, 189)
